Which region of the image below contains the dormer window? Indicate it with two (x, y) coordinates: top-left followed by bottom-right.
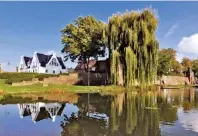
(50, 58), (58, 66)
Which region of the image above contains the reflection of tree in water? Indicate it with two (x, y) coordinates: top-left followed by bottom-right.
(60, 93), (111, 136)
(60, 88), (196, 136)
(60, 112), (108, 136)
(109, 92), (160, 136)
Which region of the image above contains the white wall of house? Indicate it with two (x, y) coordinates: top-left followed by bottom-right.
(44, 55), (65, 74)
(18, 52), (66, 74)
(30, 52), (39, 73)
(19, 56), (28, 72)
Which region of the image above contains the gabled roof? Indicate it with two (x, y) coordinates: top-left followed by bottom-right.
(23, 56), (32, 67)
(36, 53), (66, 69)
(22, 53), (66, 69)
(36, 53), (53, 67)
(35, 107), (52, 122)
(57, 57), (66, 69)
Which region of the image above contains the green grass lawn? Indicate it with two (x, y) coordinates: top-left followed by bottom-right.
(0, 79), (124, 94)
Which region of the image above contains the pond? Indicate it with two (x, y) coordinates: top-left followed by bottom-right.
(1, 88), (198, 136)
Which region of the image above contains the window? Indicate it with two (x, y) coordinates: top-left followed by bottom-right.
(60, 71), (62, 74)
(50, 58), (58, 66)
(33, 62), (37, 68)
(53, 70), (55, 74)
(46, 69), (48, 73)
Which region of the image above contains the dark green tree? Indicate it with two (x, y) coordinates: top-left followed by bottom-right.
(61, 16), (106, 85)
(157, 48), (182, 77)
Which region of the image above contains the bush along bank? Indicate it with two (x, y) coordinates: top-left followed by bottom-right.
(0, 72), (60, 84)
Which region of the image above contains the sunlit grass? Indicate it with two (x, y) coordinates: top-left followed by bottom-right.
(0, 79), (125, 94)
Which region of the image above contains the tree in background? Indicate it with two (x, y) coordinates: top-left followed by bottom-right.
(104, 8), (159, 87)
(157, 48), (182, 77)
(157, 49), (172, 77)
(181, 57), (192, 75)
(61, 16), (106, 85)
(192, 59), (198, 76)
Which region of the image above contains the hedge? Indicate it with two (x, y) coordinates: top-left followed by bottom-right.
(0, 72), (59, 84)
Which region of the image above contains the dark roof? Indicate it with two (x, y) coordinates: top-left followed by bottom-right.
(35, 107), (51, 122)
(57, 57), (66, 69)
(36, 53), (52, 67)
(57, 104), (65, 116)
(75, 60), (96, 71)
(36, 53), (66, 69)
(22, 108), (31, 117)
(23, 56), (32, 67)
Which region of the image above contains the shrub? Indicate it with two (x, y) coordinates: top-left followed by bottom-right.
(0, 72), (58, 84)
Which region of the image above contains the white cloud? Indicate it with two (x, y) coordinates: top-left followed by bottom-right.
(176, 33), (198, 61)
(178, 33), (198, 55)
(176, 52), (185, 63)
(164, 24), (179, 37)
(178, 108), (198, 133)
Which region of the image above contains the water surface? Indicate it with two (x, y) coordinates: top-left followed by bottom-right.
(1, 88), (198, 136)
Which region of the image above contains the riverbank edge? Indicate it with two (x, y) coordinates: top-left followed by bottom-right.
(1, 78), (197, 96)
(0, 79), (125, 94)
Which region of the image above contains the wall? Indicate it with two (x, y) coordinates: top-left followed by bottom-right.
(44, 64), (65, 75)
(12, 72), (109, 86)
(155, 76), (190, 85)
(44, 72), (108, 85)
(12, 78), (40, 86)
(78, 72), (109, 85)
(43, 73), (78, 85)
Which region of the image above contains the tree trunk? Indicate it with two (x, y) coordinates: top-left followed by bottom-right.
(86, 58), (90, 86)
(117, 62), (124, 86)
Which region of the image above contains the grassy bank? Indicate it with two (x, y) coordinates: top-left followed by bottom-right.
(160, 84), (198, 89)
(0, 79), (124, 94)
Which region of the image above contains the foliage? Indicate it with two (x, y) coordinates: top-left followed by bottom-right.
(157, 48), (182, 77)
(61, 16), (106, 71)
(192, 59), (198, 76)
(0, 72), (58, 84)
(104, 8), (159, 87)
(181, 57), (192, 72)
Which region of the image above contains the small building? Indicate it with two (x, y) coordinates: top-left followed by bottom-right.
(75, 59), (109, 73)
(18, 51), (66, 74)
(67, 67), (75, 73)
(94, 59), (109, 73)
(75, 59), (96, 72)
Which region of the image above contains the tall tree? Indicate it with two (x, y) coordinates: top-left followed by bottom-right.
(61, 16), (106, 85)
(104, 8), (159, 87)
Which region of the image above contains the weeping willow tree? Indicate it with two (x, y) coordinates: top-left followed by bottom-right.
(104, 8), (159, 88)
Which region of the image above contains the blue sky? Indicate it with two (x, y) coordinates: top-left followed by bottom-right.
(1, 2), (198, 71)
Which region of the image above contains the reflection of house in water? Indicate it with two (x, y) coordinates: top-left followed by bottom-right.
(18, 102), (65, 123)
(87, 112), (109, 127)
(160, 88), (195, 104)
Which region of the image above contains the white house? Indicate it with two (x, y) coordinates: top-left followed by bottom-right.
(19, 51), (66, 74)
